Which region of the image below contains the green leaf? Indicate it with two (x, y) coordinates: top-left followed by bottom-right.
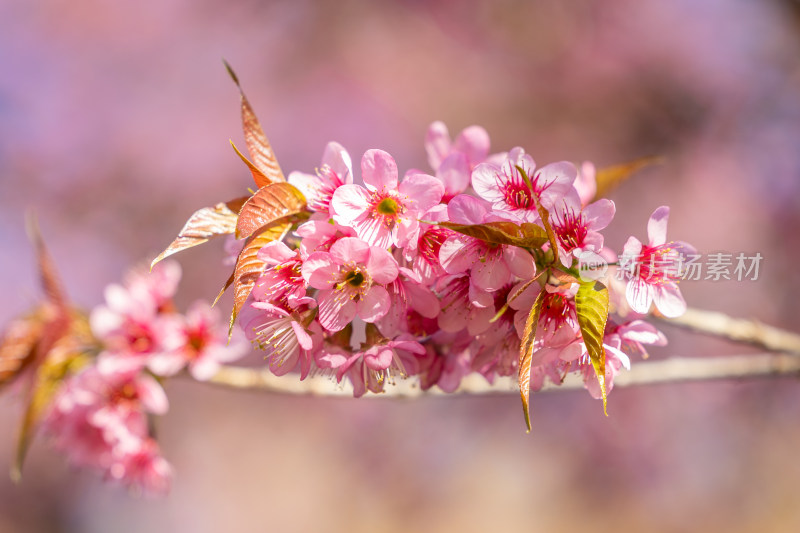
(575, 280), (610, 415)
(594, 156), (664, 199)
(518, 287), (546, 433)
(437, 221), (548, 249)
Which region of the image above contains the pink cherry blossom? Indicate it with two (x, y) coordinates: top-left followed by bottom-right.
(239, 301), (320, 378)
(107, 438), (173, 497)
(288, 141), (353, 214)
(620, 206), (696, 317)
(376, 267), (440, 336)
(438, 195), (536, 291)
(148, 301), (249, 380)
(338, 334), (425, 397)
(252, 241), (315, 308)
(302, 237), (399, 332)
(425, 121), (491, 172)
(550, 192), (616, 267)
(471, 147), (577, 222)
(331, 149), (444, 249)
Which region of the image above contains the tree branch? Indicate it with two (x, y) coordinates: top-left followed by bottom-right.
(660, 308), (800, 355)
(203, 353), (800, 397)
(200, 307), (800, 397)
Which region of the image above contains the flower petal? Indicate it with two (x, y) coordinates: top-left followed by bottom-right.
(425, 121), (451, 171)
(398, 173), (444, 213)
(454, 125), (490, 166)
(471, 255), (510, 291)
(358, 285), (391, 323)
(322, 141), (353, 184)
(625, 278), (654, 314)
(653, 283), (686, 318)
(317, 290), (357, 332)
(361, 149), (398, 192)
(365, 246), (399, 285)
(302, 252), (339, 289)
(331, 184), (371, 226)
(647, 206), (670, 246)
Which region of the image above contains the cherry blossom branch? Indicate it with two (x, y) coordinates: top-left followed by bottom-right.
(200, 307), (800, 397)
(203, 352), (800, 397)
(660, 308), (800, 355)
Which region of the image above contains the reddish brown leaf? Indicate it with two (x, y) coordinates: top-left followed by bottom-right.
(230, 141), (272, 189)
(26, 214), (68, 315)
(235, 183), (307, 240)
(0, 309), (47, 389)
(151, 197), (248, 269)
(438, 221), (548, 249)
(12, 312), (92, 481)
(224, 61), (285, 187)
(519, 288), (546, 433)
(229, 221), (292, 334)
(594, 156), (664, 199)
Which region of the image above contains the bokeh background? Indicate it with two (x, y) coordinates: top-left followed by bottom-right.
(2, 1), (800, 532)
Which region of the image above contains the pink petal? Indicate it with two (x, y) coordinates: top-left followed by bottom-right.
(287, 172), (322, 207)
(357, 286), (391, 323)
(291, 321), (314, 351)
(189, 358), (221, 381)
(302, 252), (339, 289)
(322, 141), (353, 184)
(653, 283), (687, 318)
(533, 161), (578, 207)
(405, 282), (440, 318)
(583, 198), (616, 231)
(503, 246), (536, 279)
(437, 152), (470, 198)
(331, 184), (371, 226)
(471, 162), (504, 204)
(257, 240), (296, 265)
(471, 256), (510, 291)
(136, 375), (169, 415)
(365, 246), (399, 285)
(361, 149), (398, 192)
(622, 236), (643, 259)
(620, 320), (668, 346)
(317, 290), (357, 332)
(447, 194), (488, 225)
(625, 278), (654, 314)
(330, 237), (371, 265)
(365, 347), (394, 370)
(454, 125), (490, 166)
(575, 161), (597, 206)
(439, 236), (479, 274)
(647, 206), (670, 247)
(398, 173), (444, 213)
(425, 121), (451, 171)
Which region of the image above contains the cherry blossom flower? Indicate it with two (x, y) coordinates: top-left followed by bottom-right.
(574, 161), (597, 207)
(471, 147), (577, 222)
(302, 237), (399, 332)
(424, 121), (491, 173)
(438, 195), (535, 291)
(620, 206), (696, 317)
(239, 301), (319, 378)
(402, 204), (452, 286)
(288, 141), (353, 215)
(331, 149), (444, 249)
(550, 192), (615, 267)
(252, 241), (315, 309)
(148, 302), (249, 380)
(338, 334), (425, 397)
(107, 438), (173, 497)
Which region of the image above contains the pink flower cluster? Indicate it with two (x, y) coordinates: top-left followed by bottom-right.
(240, 122), (692, 397)
(42, 261), (247, 495)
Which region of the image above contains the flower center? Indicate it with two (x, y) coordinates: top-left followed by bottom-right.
(345, 270), (365, 287)
(376, 197), (400, 215)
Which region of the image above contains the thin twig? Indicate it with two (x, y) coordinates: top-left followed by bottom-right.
(204, 352), (800, 398)
(660, 308), (800, 355)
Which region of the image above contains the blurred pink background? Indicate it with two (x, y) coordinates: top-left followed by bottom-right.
(1, 1), (800, 532)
